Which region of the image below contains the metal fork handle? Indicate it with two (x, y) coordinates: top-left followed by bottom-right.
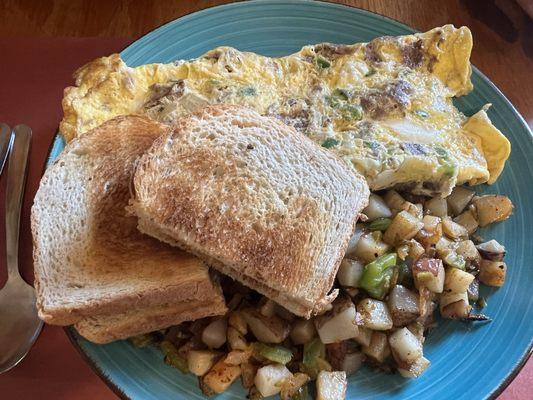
(5, 125), (32, 282)
(0, 124), (13, 176)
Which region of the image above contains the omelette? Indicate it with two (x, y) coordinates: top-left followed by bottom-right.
(60, 25), (510, 196)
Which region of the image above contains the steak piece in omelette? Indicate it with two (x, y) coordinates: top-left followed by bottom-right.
(60, 25), (510, 196)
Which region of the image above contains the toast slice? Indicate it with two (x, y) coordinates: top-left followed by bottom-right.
(131, 105), (370, 318)
(32, 115), (226, 342)
(74, 295), (221, 344)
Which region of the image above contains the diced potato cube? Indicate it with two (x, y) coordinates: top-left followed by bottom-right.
(202, 318), (228, 349)
(479, 260), (507, 287)
(447, 186), (475, 216)
(442, 217), (469, 239)
(398, 356), (430, 378)
(316, 371), (347, 400)
(353, 326), (373, 347)
(455, 240), (480, 261)
(315, 298), (359, 344)
(362, 331), (391, 363)
(384, 211), (424, 246)
(254, 364), (293, 397)
(416, 215), (443, 248)
(389, 328), (423, 364)
(337, 258), (365, 287)
(444, 268), (475, 294)
(413, 258), (445, 293)
(188, 350), (219, 376)
(224, 349), (252, 366)
(401, 202), (423, 220)
(357, 299), (393, 330)
(454, 209), (479, 235)
(440, 290), (469, 309)
(352, 232), (390, 264)
(228, 311), (248, 335)
(424, 196), (448, 217)
(241, 309), (290, 344)
(202, 359), (241, 394)
(440, 291), (471, 319)
(388, 285), (420, 326)
(341, 351), (365, 376)
(384, 190), (406, 212)
(290, 319), (317, 345)
(227, 326), (248, 350)
(473, 195), (513, 227)
(477, 240), (506, 261)
(363, 194), (392, 221)
(407, 239), (426, 261)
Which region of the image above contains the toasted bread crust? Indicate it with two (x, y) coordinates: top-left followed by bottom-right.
(132, 105), (369, 318)
(74, 295), (226, 344)
(32, 115), (227, 332)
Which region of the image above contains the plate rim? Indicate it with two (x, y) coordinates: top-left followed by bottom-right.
(55, 1), (532, 398)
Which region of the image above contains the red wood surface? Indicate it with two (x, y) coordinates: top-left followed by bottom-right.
(0, 2), (531, 399)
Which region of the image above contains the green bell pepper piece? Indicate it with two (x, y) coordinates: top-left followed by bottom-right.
(359, 253), (398, 299)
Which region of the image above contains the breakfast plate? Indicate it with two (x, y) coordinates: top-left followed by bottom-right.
(45, 1), (532, 399)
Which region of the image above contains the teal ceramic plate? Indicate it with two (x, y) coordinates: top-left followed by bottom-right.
(49, 1), (533, 399)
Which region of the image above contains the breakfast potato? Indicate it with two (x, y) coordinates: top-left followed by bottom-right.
(416, 215), (443, 247)
(413, 258), (445, 293)
(254, 364), (293, 397)
(188, 350), (220, 376)
(444, 268), (475, 294)
(337, 258), (365, 288)
(241, 309), (290, 344)
(202, 318), (228, 349)
(353, 326), (373, 347)
(473, 195), (513, 227)
(357, 299), (393, 330)
(362, 331), (391, 363)
(314, 297), (359, 344)
(476, 240), (506, 261)
(202, 359), (241, 394)
(363, 194), (392, 221)
(402, 202), (424, 220)
(389, 327), (423, 364)
(454, 209), (479, 235)
(424, 196), (448, 217)
(447, 186), (475, 216)
(440, 291), (471, 319)
(352, 232), (390, 264)
(388, 285), (420, 326)
(290, 319), (317, 345)
(479, 260), (507, 287)
(316, 371), (347, 400)
(455, 240), (480, 262)
(442, 217), (469, 239)
(384, 211), (424, 246)
(384, 190), (406, 213)
(398, 356), (430, 378)
(227, 326), (248, 351)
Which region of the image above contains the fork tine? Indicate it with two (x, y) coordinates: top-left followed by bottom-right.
(0, 123), (13, 176)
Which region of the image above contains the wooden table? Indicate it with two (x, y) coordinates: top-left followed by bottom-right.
(0, 1), (531, 399)
(1, 0), (532, 126)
